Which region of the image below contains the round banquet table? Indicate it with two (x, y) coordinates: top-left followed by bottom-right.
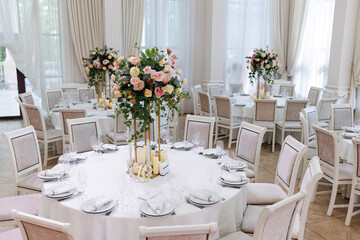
(39, 147), (247, 240)
(339, 137), (355, 164)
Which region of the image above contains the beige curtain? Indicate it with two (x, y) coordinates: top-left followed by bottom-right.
(350, 3), (360, 109)
(269, 0), (290, 78)
(66, 0), (104, 82)
(120, 0), (144, 57)
(287, 0), (308, 77)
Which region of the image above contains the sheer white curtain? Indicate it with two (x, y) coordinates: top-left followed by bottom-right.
(292, 0), (335, 97)
(225, 0), (270, 92)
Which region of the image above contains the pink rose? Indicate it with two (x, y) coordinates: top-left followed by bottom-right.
(112, 84), (120, 91)
(100, 52), (104, 55)
(111, 74), (115, 82)
(151, 71), (165, 82)
(93, 60), (100, 68)
(261, 61), (264, 66)
(272, 60), (277, 66)
(166, 59), (172, 66)
(130, 77), (140, 85)
(163, 73), (172, 83)
(143, 66), (152, 74)
(133, 80), (145, 91)
(102, 60), (109, 65)
(113, 63), (119, 71)
(155, 87), (165, 98)
(251, 55), (255, 60)
(108, 64), (113, 69)
(269, 54), (273, 58)
(128, 57), (141, 65)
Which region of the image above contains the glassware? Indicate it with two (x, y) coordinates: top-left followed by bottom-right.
(117, 173), (126, 209)
(216, 140), (224, 155)
(77, 168), (87, 200)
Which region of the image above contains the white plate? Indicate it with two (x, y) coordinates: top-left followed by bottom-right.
(102, 144), (118, 151)
(219, 177), (249, 186)
(37, 171), (62, 181)
(81, 198), (116, 214)
(203, 148), (218, 156)
(188, 192), (221, 206)
(137, 141), (156, 147)
(140, 201), (175, 217)
(44, 186), (76, 199)
(223, 162), (247, 171)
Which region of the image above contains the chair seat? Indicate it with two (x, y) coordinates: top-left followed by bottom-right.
(106, 132), (128, 143)
(276, 121), (302, 129)
(220, 231), (252, 240)
(18, 172), (43, 192)
(242, 205), (263, 233)
(253, 122), (275, 129)
(308, 140), (316, 149)
(245, 168), (255, 179)
(246, 183), (287, 205)
(321, 163), (353, 181)
(318, 121), (330, 128)
(37, 129), (62, 140)
(355, 183), (360, 191)
(218, 118), (242, 126)
(0, 228), (22, 240)
(0, 194), (41, 222)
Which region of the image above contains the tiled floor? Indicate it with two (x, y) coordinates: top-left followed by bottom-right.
(1, 119), (360, 239)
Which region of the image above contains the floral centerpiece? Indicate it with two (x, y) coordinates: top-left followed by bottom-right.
(0, 45), (6, 62)
(246, 47), (279, 98)
(83, 45), (119, 98)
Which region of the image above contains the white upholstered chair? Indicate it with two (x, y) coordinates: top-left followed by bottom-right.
(299, 112), (316, 180)
(307, 86), (322, 106)
(221, 191), (306, 240)
(279, 84), (295, 97)
(276, 99), (308, 145)
(78, 87), (96, 102)
(345, 137), (360, 226)
(10, 210), (77, 240)
(191, 84), (202, 115)
(67, 117), (99, 153)
(253, 99), (277, 152)
(59, 108), (87, 147)
(246, 136), (308, 205)
(313, 125), (353, 216)
(16, 96), (29, 126)
(235, 122), (266, 182)
(229, 82), (243, 94)
(184, 115), (215, 149)
(106, 113), (128, 145)
(2, 126), (43, 194)
(22, 103), (62, 166)
(206, 83), (221, 99)
(44, 89), (63, 117)
(317, 97), (337, 127)
(139, 222), (218, 240)
(198, 91), (213, 117)
(330, 104), (353, 132)
(61, 85), (79, 101)
(214, 96), (242, 148)
(19, 92), (35, 104)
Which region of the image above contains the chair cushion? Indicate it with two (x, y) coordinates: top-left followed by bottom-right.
(0, 194), (41, 222)
(18, 172), (43, 192)
(253, 122), (275, 129)
(245, 168), (255, 179)
(246, 183), (287, 205)
(308, 140), (316, 149)
(276, 121), (302, 129)
(242, 205), (264, 233)
(37, 129), (62, 140)
(320, 163), (353, 181)
(0, 228), (22, 240)
(106, 132), (127, 143)
(318, 121), (330, 128)
(218, 118), (242, 126)
(220, 231), (253, 240)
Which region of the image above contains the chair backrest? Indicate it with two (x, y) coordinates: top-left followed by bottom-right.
(299, 112), (309, 146)
(229, 82), (243, 94)
(322, 89), (337, 99)
(307, 87), (322, 106)
(16, 96), (29, 126)
(194, 84), (202, 92)
(184, 115), (215, 149)
(197, 91), (212, 117)
(12, 210), (77, 240)
(139, 222), (217, 240)
(317, 98), (337, 121)
(22, 103), (46, 135)
(19, 92), (35, 105)
(67, 117), (99, 153)
(296, 157), (323, 240)
(78, 87), (96, 102)
(275, 136), (308, 195)
(2, 126), (42, 185)
(313, 125), (339, 180)
(206, 83), (220, 99)
(253, 191), (306, 240)
(235, 122), (266, 181)
(61, 87), (79, 101)
(330, 104), (353, 131)
(301, 107), (318, 141)
(115, 113), (127, 133)
(190, 87), (199, 115)
(59, 109), (87, 135)
(45, 89), (63, 115)
(214, 96), (232, 120)
(253, 99), (277, 123)
(279, 84), (295, 97)
(352, 138), (360, 188)
(283, 100), (308, 122)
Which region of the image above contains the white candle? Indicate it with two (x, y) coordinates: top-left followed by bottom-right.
(160, 149), (168, 162)
(133, 162), (139, 174)
(153, 156), (159, 175)
(137, 148), (146, 165)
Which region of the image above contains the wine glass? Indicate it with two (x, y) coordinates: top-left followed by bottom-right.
(77, 168), (88, 199)
(117, 174), (126, 209)
(216, 140), (224, 156)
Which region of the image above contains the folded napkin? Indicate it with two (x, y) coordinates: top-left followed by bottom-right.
(173, 142), (185, 149)
(91, 196), (113, 211)
(43, 169), (61, 177)
(146, 195), (164, 215)
(51, 185), (75, 196)
(223, 160), (244, 168)
(102, 144), (117, 150)
(190, 189), (216, 202)
(343, 126), (357, 133)
(221, 173), (248, 183)
(341, 132), (358, 138)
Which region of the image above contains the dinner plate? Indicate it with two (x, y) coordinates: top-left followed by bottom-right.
(140, 201), (175, 217)
(219, 177), (249, 186)
(137, 141), (156, 147)
(223, 162), (247, 171)
(188, 192), (221, 206)
(101, 144), (118, 151)
(58, 154), (86, 163)
(37, 171), (63, 181)
(172, 142), (194, 150)
(81, 198), (116, 214)
(44, 186), (76, 199)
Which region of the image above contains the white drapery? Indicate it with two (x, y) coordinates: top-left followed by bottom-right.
(66, 0), (104, 82)
(225, 0), (270, 92)
(292, 0), (335, 97)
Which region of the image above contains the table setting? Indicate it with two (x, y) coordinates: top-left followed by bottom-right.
(338, 124), (360, 164)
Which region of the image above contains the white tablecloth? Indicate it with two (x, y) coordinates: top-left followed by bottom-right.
(339, 137), (354, 164)
(39, 147), (247, 240)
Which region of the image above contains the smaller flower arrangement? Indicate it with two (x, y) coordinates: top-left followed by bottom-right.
(0, 45), (6, 62)
(83, 45), (119, 88)
(246, 47), (279, 84)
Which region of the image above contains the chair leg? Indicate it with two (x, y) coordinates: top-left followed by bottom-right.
(228, 128), (233, 149)
(272, 130), (275, 152)
(44, 142), (48, 167)
(327, 182), (338, 216)
(281, 128), (285, 146)
(345, 188), (356, 226)
(52, 142), (56, 155)
(215, 124), (219, 143)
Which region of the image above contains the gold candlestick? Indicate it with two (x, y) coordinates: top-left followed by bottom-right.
(158, 100), (161, 162)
